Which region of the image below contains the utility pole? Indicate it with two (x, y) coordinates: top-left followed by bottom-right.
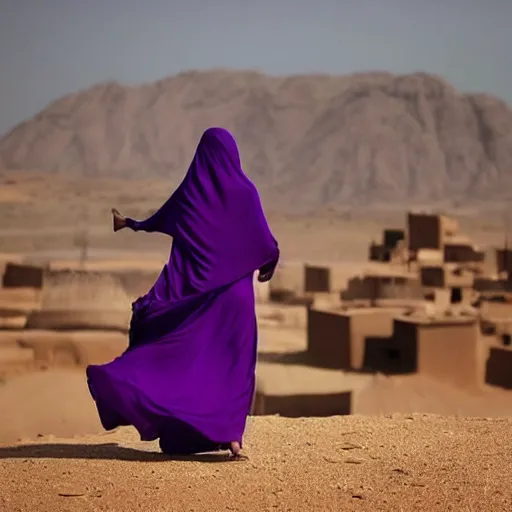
(74, 207), (90, 269)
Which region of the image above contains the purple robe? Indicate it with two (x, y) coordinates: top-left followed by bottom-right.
(86, 128), (279, 455)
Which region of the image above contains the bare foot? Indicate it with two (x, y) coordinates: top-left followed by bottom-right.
(229, 441), (241, 458)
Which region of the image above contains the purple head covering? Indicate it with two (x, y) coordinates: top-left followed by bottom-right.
(127, 127), (279, 296)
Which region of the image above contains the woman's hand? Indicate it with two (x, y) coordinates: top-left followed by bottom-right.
(112, 208), (127, 232)
(257, 261), (276, 282)
(257, 270), (274, 282)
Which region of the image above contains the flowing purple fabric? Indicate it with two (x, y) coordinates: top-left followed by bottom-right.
(86, 128), (279, 455)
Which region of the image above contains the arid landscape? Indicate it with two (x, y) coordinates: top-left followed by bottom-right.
(1, 70), (512, 511)
(2, 71), (512, 210)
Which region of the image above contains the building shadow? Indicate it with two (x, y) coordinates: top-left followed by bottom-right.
(257, 350), (308, 365)
(0, 443), (236, 463)
(362, 336), (417, 374)
(485, 346), (512, 390)
(258, 340), (417, 375)
(252, 391), (352, 417)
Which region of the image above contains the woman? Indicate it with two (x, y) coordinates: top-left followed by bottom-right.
(86, 127), (279, 458)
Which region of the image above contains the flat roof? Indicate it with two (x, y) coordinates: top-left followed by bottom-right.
(394, 314), (477, 326)
(256, 362), (372, 395)
(311, 306), (409, 317)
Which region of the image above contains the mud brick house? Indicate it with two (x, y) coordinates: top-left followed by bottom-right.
(393, 315), (480, 389)
(407, 212), (459, 254)
(306, 306), (406, 372)
(443, 236), (486, 274)
(485, 332), (512, 390)
(496, 248), (512, 275)
(342, 270), (422, 304)
(303, 263), (352, 295)
(420, 264), (476, 306)
(2, 262), (45, 289)
(252, 363), (353, 416)
(369, 229), (406, 263)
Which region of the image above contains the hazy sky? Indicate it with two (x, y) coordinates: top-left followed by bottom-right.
(1, 0), (510, 136)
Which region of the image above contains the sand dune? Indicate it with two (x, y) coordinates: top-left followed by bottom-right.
(0, 415), (510, 511)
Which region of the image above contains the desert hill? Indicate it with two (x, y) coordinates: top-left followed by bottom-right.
(1, 415), (510, 511)
(1, 70), (512, 210)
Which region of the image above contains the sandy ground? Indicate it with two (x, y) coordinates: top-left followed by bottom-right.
(0, 414), (510, 512)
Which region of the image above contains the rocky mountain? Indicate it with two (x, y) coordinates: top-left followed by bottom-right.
(1, 70), (512, 210)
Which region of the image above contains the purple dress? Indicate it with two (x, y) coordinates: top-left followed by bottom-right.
(86, 128), (279, 455)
